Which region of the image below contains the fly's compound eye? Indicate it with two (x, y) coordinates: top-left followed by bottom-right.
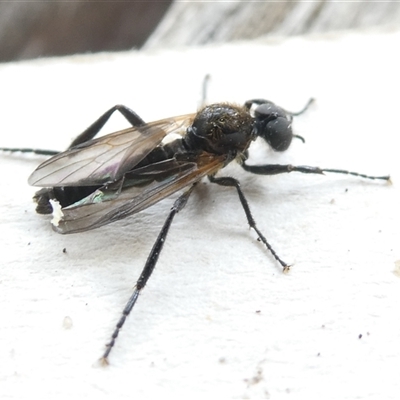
(254, 103), (293, 152)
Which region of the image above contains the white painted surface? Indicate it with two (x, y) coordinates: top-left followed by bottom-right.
(0, 31), (399, 399)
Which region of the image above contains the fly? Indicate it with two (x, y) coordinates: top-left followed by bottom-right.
(0, 99), (390, 364)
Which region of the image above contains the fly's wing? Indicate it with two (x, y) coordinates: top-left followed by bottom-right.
(52, 153), (226, 234)
(28, 114), (195, 187)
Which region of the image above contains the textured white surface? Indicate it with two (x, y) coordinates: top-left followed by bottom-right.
(0, 31), (399, 399)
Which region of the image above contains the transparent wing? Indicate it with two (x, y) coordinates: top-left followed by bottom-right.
(28, 114), (195, 187)
(53, 153), (226, 234)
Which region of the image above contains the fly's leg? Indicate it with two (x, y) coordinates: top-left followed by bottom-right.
(244, 98), (314, 118)
(208, 175), (290, 272)
(0, 147), (59, 156)
(101, 184), (196, 365)
(68, 105), (145, 148)
(241, 163), (390, 181)
(287, 98), (315, 117)
(199, 73), (211, 108)
(244, 98), (314, 144)
(0, 105), (146, 155)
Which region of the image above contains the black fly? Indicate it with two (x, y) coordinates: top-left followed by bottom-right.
(0, 98), (390, 364)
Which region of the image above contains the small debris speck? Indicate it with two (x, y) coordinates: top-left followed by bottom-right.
(63, 316), (73, 329)
(393, 260), (400, 278)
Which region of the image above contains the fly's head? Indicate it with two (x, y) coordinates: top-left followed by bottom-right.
(247, 100), (294, 152)
(187, 104), (254, 156)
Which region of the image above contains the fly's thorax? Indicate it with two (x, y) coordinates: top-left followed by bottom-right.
(185, 104), (254, 156)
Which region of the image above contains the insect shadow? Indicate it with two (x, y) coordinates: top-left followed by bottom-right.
(0, 96), (390, 364)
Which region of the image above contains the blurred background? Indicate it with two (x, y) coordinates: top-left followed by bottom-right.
(1, 1), (400, 63)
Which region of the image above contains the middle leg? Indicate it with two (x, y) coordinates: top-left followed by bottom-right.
(208, 175), (289, 271)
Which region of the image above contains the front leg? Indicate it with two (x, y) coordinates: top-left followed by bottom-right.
(242, 162), (390, 181)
